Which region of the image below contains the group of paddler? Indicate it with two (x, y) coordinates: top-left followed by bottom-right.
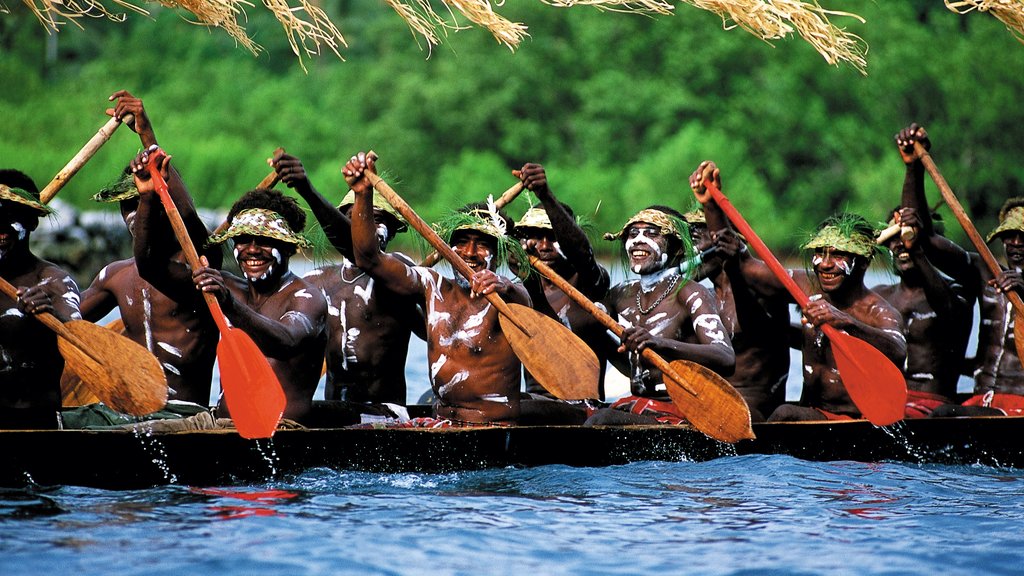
(2, 93), (1023, 443)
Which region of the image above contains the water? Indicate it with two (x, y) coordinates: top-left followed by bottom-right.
(2, 456), (1022, 575)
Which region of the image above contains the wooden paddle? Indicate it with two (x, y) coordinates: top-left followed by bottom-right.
(419, 182), (525, 267)
(0, 278), (166, 415)
(693, 176), (907, 426)
(61, 318), (125, 407)
(914, 141), (1024, 363)
(528, 256), (754, 442)
(39, 114), (134, 204)
(146, 150), (286, 439)
(347, 153), (600, 400)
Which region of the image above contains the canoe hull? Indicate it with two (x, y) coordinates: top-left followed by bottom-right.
(4, 417), (1021, 489)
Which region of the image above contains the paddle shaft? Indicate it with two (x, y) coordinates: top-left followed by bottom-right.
(915, 142), (1024, 311)
(0, 277), (98, 361)
(39, 114), (134, 204)
(419, 182), (525, 266)
(529, 256), (697, 397)
(355, 156), (530, 335)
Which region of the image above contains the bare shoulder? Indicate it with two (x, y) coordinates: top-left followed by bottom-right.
(284, 274), (329, 308)
(676, 280), (716, 311)
(860, 288), (903, 327)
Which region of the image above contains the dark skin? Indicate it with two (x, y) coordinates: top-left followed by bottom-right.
(78, 92), (219, 405)
(0, 195), (80, 428)
(692, 161), (906, 421)
(132, 152), (327, 423)
(273, 152), (424, 405)
(868, 127), (973, 403)
(898, 125), (1024, 397)
(688, 221), (789, 422)
(598, 220), (735, 414)
(345, 152), (530, 424)
(513, 163), (611, 402)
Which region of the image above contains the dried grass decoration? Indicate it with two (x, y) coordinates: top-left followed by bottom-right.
(946, 0), (1024, 43)
(686, 0), (867, 74)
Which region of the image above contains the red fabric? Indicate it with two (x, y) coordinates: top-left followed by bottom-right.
(904, 390), (953, 419)
(609, 396), (687, 425)
(963, 393), (1024, 416)
(813, 408), (855, 421)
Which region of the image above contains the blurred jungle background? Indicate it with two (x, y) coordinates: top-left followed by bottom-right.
(2, 0), (1023, 261)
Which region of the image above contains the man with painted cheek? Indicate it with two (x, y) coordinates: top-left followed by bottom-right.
(694, 169), (906, 422)
(274, 153), (424, 423)
(133, 153), (328, 426)
(583, 206), (735, 426)
(512, 163), (610, 411)
(345, 151), (531, 426)
(0, 169), (81, 429)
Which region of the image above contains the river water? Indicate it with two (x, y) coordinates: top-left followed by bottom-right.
(2, 456), (1021, 575)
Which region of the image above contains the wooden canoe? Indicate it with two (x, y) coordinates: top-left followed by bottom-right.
(2, 412), (1021, 489)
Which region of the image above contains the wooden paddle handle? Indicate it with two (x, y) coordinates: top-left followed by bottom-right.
(350, 152), (528, 334)
(39, 114), (134, 204)
(419, 181), (525, 267)
(915, 142), (1024, 314)
(145, 152), (231, 330)
(528, 256), (697, 396)
(0, 276), (106, 367)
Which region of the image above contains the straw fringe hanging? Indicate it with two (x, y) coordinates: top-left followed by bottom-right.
(685, 0), (867, 74)
(540, 0), (674, 16)
(261, 0), (347, 69)
(946, 0), (1024, 43)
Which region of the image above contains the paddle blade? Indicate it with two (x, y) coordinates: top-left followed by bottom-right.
(216, 325), (286, 439)
(499, 303), (601, 400)
(61, 318), (125, 407)
(664, 360), (755, 442)
(826, 327), (907, 426)
(1014, 315), (1024, 366)
(59, 320), (167, 416)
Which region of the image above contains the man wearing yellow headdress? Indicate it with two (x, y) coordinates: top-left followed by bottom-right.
(346, 152), (531, 426)
(271, 152), (423, 426)
(693, 161), (906, 422)
(512, 162), (610, 414)
(0, 169), (81, 429)
(132, 151), (328, 426)
(584, 204), (735, 425)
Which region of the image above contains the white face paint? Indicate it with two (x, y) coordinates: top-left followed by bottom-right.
(639, 266), (677, 292)
(626, 229), (663, 274)
(836, 257), (854, 276)
(376, 223), (390, 248)
(13, 222), (26, 241)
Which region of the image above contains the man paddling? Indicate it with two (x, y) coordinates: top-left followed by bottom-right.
(77, 92), (220, 407)
(683, 207), (789, 422)
(584, 205), (735, 425)
(131, 149), (328, 425)
(0, 170), (81, 429)
(871, 125), (973, 417)
(693, 161), (906, 421)
(345, 151), (530, 425)
(271, 151), (424, 424)
(511, 163), (610, 423)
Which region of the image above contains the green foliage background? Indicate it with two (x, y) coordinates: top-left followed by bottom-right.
(2, 0), (1023, 259)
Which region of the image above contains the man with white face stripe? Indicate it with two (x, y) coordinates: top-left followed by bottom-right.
(584, 205), (735, 426)
(692, 161), (906, 422)
(133, 154), (328, 426)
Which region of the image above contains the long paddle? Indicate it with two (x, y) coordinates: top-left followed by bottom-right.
(694, 176), (907, 426)
(528, 256), (754, 442)
(914, 141), (1024, 363)
(61, 318), (124, 407)
(0, 278), (166, 415)
(39, 114), (134, 204)
(348, 154), (600, 400)
(419, 182), (525, 267)
(146, 150), (286, 439)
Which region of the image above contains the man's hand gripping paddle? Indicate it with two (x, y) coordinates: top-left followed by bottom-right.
(693, 171), (907, 426)
(145, 149), (286, 439)
(528, 256), (754, 442)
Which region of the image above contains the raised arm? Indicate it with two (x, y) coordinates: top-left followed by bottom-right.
(895, 123), (934, 238)
(517, 163), (609, 299)
(273, 151), (355, 260)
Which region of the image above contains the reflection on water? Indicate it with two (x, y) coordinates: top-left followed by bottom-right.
(2, 456), (1023, 575)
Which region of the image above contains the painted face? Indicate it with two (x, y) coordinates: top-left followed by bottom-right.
(120, 198), (140, 239)
(521, 228), (564, 265)
(624, 223), (670, 275)
(811, 247), (859, 292)
(689, 223), (712, 252)
(1002, 231), (1024, 270)
(0, 208), (29, 261)
(233, 234), (291, 283)
(451, 230), (498, 273)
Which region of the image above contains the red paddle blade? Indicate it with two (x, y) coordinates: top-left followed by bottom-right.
(217, 324), (286, 439)
(825, 326), (907, 426)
